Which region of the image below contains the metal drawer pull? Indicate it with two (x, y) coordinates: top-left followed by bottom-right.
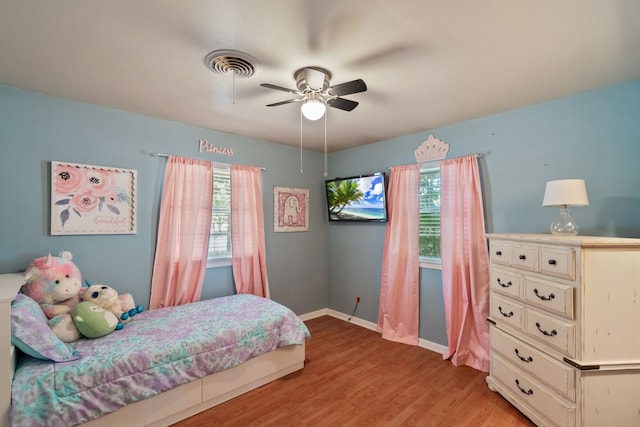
(514, 348), (533, 363)
(496, 250), (502, 256)
(515, 379), (533, 395)
(548, 259), (557, 265)
(533, 288), (555, 301)
(498, 306), (514, 318)
(535, 322), (557, 337)
(519, 254), (526, 260)
(497, 278), (512, 288)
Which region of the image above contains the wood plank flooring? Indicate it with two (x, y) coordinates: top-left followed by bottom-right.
(173, 315), (534, 427)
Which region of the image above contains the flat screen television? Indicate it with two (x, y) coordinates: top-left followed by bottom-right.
(325, 172), (388, 222)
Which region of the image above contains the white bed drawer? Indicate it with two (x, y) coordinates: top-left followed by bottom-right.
(491, 354), (575, 427)
(202, 344), (304, 401)
(491, 327), (575, 401)
(82, 380), (202, 427)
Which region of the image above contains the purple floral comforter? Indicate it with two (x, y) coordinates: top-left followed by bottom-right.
(11, 294), (310, 427)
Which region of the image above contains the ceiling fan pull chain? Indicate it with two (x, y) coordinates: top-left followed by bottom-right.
(232, 70), (236, 105)
(300, 109), (304, 174)
(324, 112), (328, 177)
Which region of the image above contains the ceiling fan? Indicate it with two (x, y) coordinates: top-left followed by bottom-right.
(260, 67), (367, 120)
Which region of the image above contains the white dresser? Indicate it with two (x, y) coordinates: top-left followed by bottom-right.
(486, 234), (640, 427)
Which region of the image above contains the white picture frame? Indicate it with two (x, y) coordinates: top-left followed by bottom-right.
(51, 161), (137, 235)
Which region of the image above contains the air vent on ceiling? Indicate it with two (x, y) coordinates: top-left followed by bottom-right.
(204, 50), (258, 78)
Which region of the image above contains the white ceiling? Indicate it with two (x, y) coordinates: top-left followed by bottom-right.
(1, 1), (639, 153)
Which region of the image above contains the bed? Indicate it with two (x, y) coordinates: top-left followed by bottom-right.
(1, 273), (310, 427)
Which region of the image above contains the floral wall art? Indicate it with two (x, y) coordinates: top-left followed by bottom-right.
(51, 161), (137, 235)
(274, 186), (309, 232)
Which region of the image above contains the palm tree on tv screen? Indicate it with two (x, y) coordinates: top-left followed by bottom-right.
(327, 180), (364, 214)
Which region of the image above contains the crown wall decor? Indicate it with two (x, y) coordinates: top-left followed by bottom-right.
(415, 135), (449, 163)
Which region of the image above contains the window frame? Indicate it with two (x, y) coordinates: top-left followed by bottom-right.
(207, 165), (232, 268)
(419, 165), (442, 270)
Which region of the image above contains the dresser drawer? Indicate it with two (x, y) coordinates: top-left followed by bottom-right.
(491, 327), (575, 401)
(511, 244), (539, 272)
(524, 276), (574, 320)
(490, 268), (523, 299)
(525, 309), (575, 357)
(540, 247), (576, 280)
(490, 241), (512, 266)
(491, 294), (524, 331)
(491, 354), (575, 427)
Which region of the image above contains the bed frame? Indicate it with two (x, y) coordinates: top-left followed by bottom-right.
(1, 273), (305, 427)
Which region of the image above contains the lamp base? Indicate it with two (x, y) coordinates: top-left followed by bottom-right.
(550, 206), (579, 235)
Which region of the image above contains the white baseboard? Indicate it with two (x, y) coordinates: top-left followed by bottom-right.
(298, 309), (329, 322)
(299, 308), (448, 355)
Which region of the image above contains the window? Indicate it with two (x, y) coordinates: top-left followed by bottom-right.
(419, 167), (441, 264)
(208, 167), (231, 266)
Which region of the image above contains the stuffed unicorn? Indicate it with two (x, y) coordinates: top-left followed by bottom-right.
(21, 251), (85, 342)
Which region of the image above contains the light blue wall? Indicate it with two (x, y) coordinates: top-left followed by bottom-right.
(0, 85), (328, 315)
(326, 79), (640, 345)
(2, 79), (639, 347)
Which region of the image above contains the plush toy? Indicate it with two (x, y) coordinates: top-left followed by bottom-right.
(21, 251), (85, 342)
(82, 284), (143, 322)
(72, 301), (122, 339)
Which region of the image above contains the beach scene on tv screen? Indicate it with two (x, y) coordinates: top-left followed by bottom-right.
(327, 175), (386, 221)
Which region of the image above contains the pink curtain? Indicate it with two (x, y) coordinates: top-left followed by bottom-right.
(377, 164), (420, 345)
(149, 156), (213, 309)
(230, 164), (270, 298)
(440, 155), (490, 372)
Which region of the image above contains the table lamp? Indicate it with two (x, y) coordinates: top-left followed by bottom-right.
(542, 179), (589, 235)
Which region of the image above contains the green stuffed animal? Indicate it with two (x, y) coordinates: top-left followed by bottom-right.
(72, 301), (122, 339)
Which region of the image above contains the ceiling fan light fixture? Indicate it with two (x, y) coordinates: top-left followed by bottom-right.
(261, 66), (366, 121)
(301, 98), (326, 121)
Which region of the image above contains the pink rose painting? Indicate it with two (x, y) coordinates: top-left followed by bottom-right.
(51, 161), (137, 235)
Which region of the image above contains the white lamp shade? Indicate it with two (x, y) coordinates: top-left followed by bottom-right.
(542, 179), (589, 207)
(301, 99), (326, 121)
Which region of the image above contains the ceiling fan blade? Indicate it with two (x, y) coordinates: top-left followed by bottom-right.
(328, 79), (367, 96)
(327, 97), (359, 112)
(260, 83), (300, 95)
(305, 67), (326, 91)
(266, 98), (303, 107)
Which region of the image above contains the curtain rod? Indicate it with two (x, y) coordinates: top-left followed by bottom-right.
(387, 151), (490, 170)
(419, 151), (489, 163)
(149, 152), (266, 171)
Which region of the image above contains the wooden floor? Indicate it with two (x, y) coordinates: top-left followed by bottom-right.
(173, 315), (535, 427)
